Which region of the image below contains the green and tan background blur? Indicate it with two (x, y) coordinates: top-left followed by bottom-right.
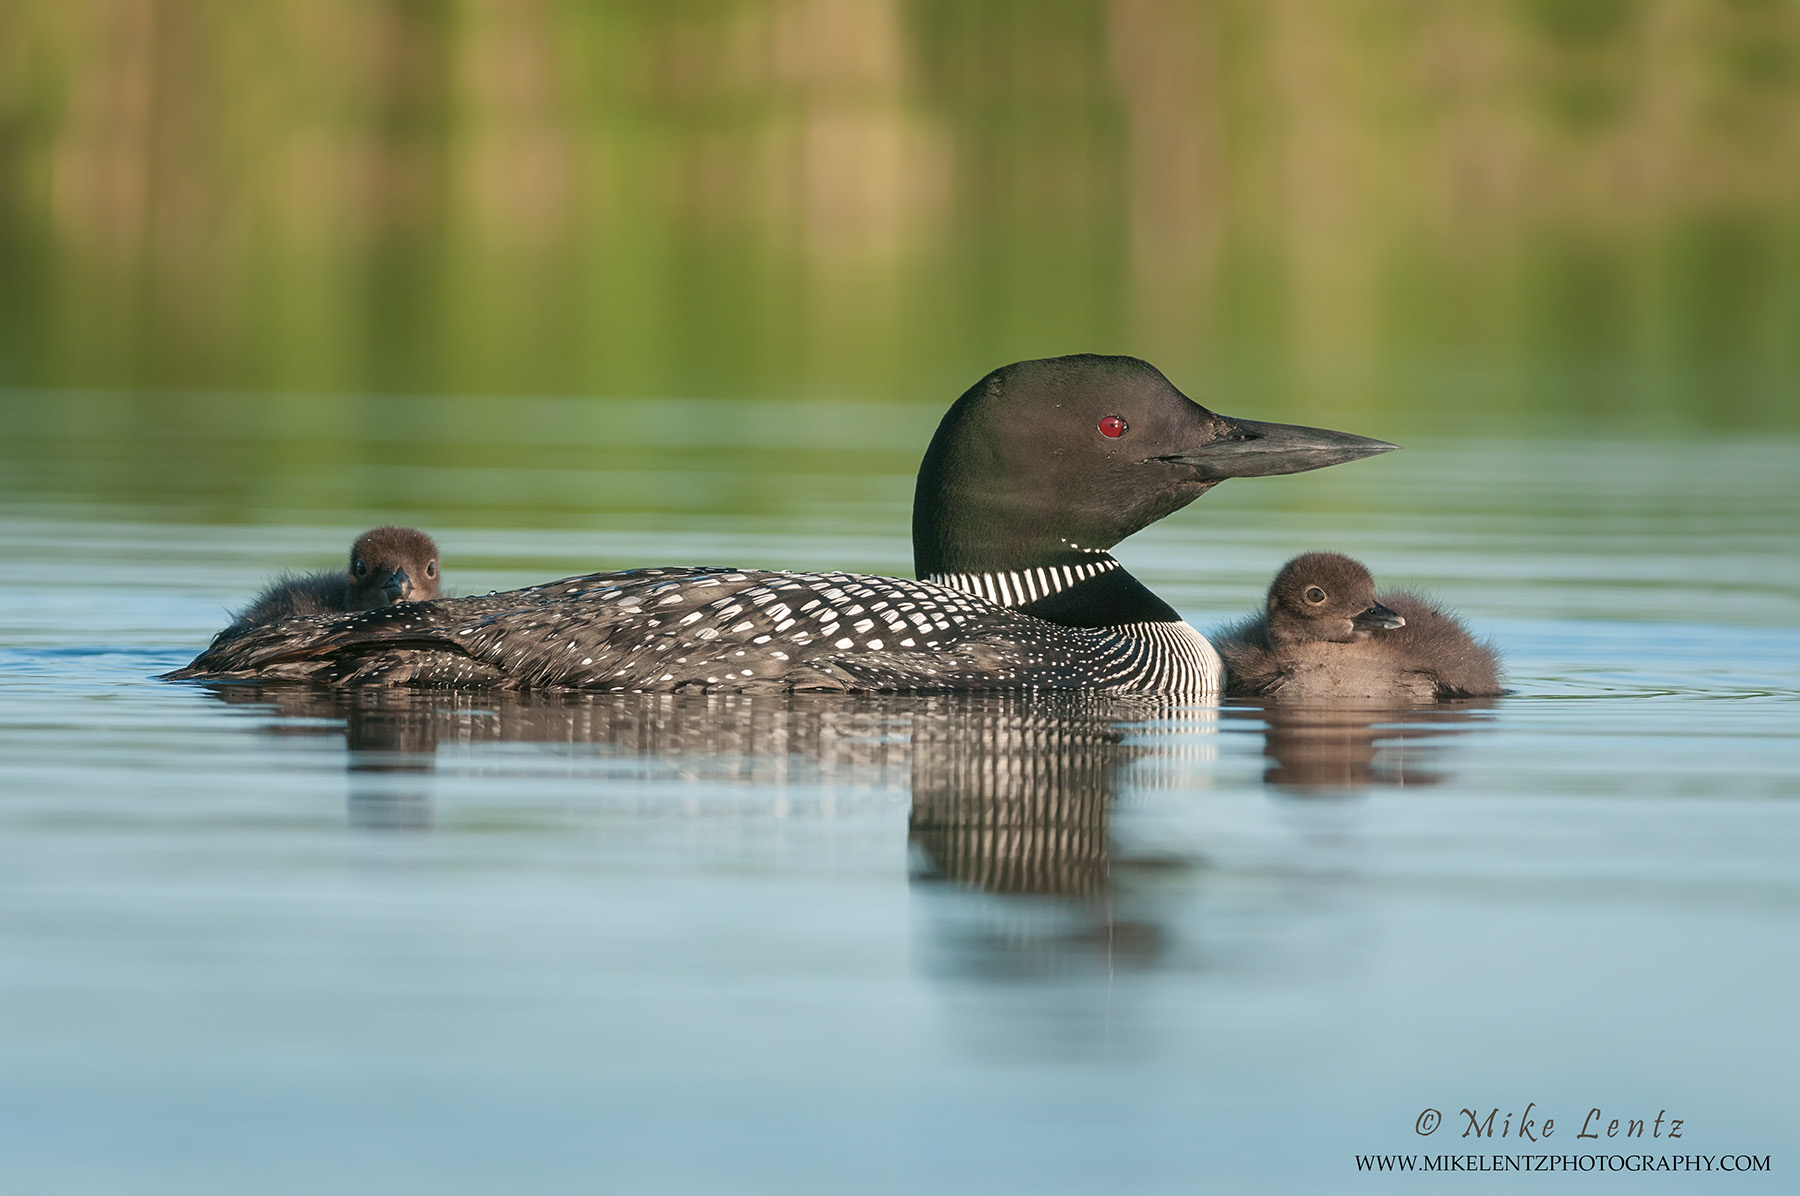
(1, 0), (1797, 532)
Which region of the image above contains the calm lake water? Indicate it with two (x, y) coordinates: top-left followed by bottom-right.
(1, 396), (1797, 1193)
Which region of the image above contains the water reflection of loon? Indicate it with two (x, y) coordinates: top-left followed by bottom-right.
(196, 681), (1485, 1049)
(201, 682), (1490, 868)
(1224, 701), (1500, 790)
(203, 683), (1210, 833)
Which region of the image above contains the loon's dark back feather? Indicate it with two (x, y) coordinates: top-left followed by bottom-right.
(167, 567), (1220, 695)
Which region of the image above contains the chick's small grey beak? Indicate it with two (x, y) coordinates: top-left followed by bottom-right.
(382, 568), (413, 603)
(1157, 416), (1398, 481)
(1353, 602), (1406, 632)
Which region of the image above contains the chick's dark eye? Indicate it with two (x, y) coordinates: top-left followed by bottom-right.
(1097, 415), (1127, 438)
(353, 559), (367, 577)
(1303, 586), (1326, 605)
(425, 560), (437, 578)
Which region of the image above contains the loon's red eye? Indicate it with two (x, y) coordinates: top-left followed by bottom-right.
(1098, 415), (1127, 438)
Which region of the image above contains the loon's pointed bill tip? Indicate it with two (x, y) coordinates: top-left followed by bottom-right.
(1163, 416), (1400, 481)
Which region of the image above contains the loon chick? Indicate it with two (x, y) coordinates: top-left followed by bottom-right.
(1216, 552), (1502, 702)
(231, 526), (441, 627)
(168, 356), (1395, 695)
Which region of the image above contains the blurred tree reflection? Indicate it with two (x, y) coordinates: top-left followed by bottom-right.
(0, 0), (1795, 426)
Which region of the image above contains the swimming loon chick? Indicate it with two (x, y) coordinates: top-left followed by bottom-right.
(167, 356), (1396, 694)
(1215, 552), (1502, 702)
(231, 526), (441, 627)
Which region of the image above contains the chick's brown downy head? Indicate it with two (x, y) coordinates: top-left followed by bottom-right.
(1264, 551), (1404, 647)
(347, 526), (441, 609)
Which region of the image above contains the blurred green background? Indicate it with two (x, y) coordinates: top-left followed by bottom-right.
(2, 0), (1798, 570)
(2, 0), (1797, 427)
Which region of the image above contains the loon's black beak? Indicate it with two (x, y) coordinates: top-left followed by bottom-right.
(382, 568), (414, 604)
(1156, 417), (1398, 481)
(1353, 601), (1406, 633)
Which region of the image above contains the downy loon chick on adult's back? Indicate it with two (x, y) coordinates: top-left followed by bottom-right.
(1215, 552), (1502, 702)
(168, 357), (1396, 695)
(229, 526), (441, 629)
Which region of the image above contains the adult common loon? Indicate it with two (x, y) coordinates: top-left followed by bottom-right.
(228, 526), (442, 628)
(1215, 551), (1503, 702)
(167, 356), (1395, 694)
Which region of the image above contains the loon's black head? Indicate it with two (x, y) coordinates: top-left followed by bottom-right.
(912, 355), (1397, 577)
(1265, 551), (1405, 647)
(347, 526), (441, 610)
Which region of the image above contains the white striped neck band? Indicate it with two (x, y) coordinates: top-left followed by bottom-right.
(925, 557), (1122, 608)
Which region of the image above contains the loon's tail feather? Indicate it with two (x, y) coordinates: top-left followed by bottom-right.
(160, 624), (466, 683)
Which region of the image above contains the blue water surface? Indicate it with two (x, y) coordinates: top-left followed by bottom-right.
(1, 425), (1796, 1194)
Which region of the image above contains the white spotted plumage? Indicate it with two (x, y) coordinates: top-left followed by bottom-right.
(176, 564), (1222, 696)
